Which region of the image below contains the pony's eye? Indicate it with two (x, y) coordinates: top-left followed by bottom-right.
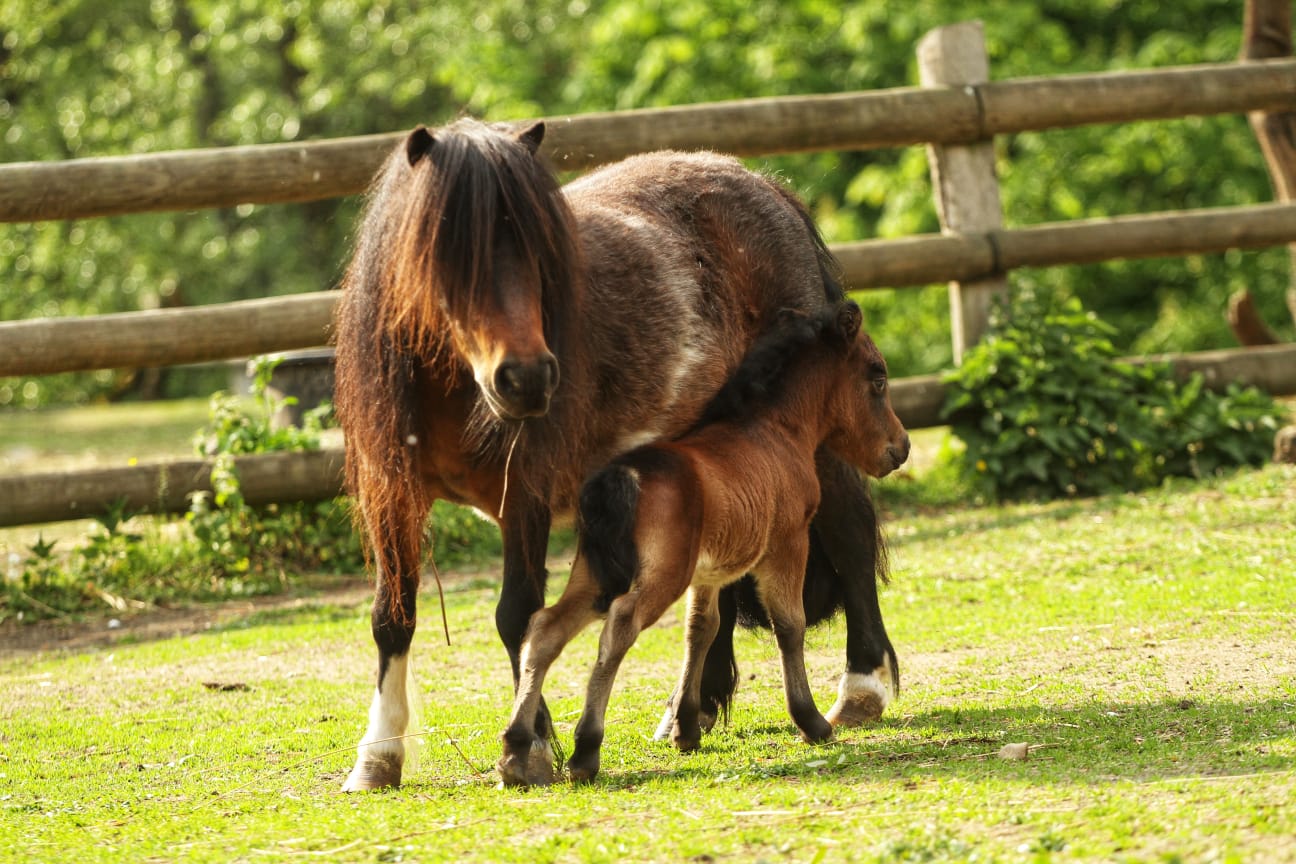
(872, 378), (887, 395)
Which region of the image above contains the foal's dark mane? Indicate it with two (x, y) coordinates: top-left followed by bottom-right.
(690, 307), (840, 432)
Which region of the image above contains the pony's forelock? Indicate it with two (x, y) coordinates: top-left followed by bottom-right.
(376, 120), (580, 365)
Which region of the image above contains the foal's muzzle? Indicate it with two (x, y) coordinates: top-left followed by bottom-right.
(887, 434), (912, 472)
(491, 353), (560, 419)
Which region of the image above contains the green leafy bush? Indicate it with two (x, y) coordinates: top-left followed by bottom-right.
(186, 357), (362, 582)
(941, 289), (1285, 499)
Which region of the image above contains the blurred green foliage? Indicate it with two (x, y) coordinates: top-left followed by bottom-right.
(1, 0), (1292, 407)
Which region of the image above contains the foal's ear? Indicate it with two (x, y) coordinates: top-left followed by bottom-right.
(405, 125), (436, 166)
(773, 307), (805, 326)
(835, 301), (863, 345)
(517, 121), (546, 155)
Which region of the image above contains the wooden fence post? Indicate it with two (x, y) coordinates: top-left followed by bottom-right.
(1234, 0), (1296, 342)
(917, 21), (1009, 363)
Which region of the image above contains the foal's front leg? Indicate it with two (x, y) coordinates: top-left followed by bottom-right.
(762, 569), (833, 745)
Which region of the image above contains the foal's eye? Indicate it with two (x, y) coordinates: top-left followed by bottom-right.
(872, 378), (887, 395)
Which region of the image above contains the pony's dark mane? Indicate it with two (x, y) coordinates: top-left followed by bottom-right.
(334, 120), (588, 608)
(690, 307), (838, 431)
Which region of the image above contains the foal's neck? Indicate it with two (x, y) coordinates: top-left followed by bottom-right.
(754, 352), (849, 456)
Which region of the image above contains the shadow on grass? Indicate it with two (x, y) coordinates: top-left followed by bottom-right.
(466, 695), (1296, 793)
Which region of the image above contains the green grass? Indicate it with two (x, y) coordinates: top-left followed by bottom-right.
(0, 397), (213, 470)
(0, 398), (220, 566)
(3, 464), (1293, 863)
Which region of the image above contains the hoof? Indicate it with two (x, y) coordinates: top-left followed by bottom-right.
(826, 671), (891, 727)
(341, 754), (403, 792)
(655, 702), (715, 742)
(799, 715), (835, 744)
(567, 753), (600, 785)
(497, 738), (556, 788)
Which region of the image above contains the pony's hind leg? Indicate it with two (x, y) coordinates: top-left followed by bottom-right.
(813, 452), (897, 727)
(498, 563), (602, 787)
(344, 548), (420, 792)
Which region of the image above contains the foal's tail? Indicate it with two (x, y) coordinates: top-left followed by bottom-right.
(577, 463), (641, 613)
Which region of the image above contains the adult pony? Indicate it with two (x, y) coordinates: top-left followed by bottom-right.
(499, 301), (909, 785)
(333, 118), (897, 791)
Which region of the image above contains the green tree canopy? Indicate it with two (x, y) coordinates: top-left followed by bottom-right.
(1, 0), (1290, 406)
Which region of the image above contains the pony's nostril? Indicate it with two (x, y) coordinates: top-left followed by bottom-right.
(494, 361), (526, 398)
(541, 353), (560, 394)
(493, 356), (559, 416)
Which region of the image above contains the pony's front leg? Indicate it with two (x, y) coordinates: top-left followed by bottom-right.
(498, 564), (602, 787)
(495, 496), (558, 761)
(344, 554), (420, 791)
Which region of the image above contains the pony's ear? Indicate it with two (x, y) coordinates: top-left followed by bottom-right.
(517, 121), (546, 155)
(405, 126), (436, 166)
(835, 301), (863, 344)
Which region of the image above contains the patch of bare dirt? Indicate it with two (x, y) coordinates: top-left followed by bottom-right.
(0, 578), (375, 658)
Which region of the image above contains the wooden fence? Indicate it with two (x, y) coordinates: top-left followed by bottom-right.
(3, 22), (1296, 527)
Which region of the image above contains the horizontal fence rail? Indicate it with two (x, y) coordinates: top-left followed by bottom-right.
(0, 450), (344, 528)
(4, 201), (1295, 378)
(2, 59), (1295, 223)
(0, 294), (336, 377)
(3, 341), (1294, 528)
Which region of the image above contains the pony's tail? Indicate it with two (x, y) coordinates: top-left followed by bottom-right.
(771, 182), (845, 304)
(577, 463), (641, 613)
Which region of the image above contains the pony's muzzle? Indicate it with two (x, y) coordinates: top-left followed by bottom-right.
(492, 353), (560, 418)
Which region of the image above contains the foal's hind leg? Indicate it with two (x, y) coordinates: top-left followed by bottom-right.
(656, 586), (737, 741)
(498, 563), (602, 787)
(814, 452), (898, 726)
(568, 584), (683, 783)
(668, 585), (722, 752)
